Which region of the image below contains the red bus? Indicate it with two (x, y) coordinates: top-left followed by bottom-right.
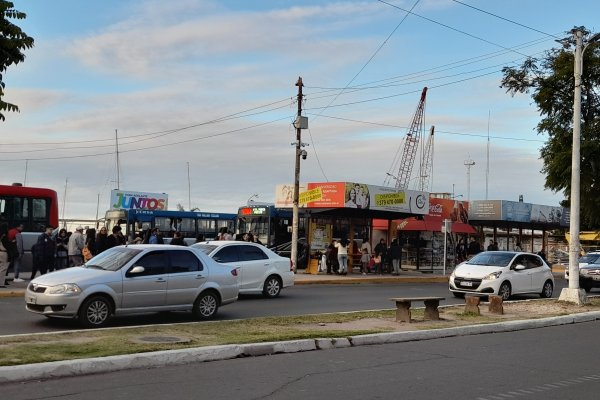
(0, 183), (59, 271)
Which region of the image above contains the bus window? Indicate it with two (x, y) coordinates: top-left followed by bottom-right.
(155, 217), (173, 233)
(32, 198), (48, 230)
(179, 218), (195, 237)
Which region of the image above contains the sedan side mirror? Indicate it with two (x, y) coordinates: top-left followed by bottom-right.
(129, 266), (146, 274)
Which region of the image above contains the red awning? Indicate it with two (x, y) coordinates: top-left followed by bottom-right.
(397, 217), (476, 234)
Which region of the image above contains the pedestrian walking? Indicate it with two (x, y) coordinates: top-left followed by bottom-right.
(375, 239), (388, 273)
(95, 227), (110, 254)
(31, 226), (56, 278)
(335, 238), (349, 275)
(7, 224), (24, 282)
(55, 228), (69, 270)
(170, 231), (187, 246)
(68, 226), (85, 267)
(0, 223), (10, 287)
(390, 238), (401, 275)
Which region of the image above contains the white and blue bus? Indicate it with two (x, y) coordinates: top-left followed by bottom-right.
(105, 209), (236, 243)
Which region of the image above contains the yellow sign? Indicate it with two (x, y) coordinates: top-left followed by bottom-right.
(374, 192), (405, 206)
(299, 187), (323, 204)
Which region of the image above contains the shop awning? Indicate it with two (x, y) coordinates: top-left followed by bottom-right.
(397, 217), (477, 234)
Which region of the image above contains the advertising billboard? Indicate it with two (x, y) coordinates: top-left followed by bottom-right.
(275, 182), (428, 215)
(110, 190), (168, 210)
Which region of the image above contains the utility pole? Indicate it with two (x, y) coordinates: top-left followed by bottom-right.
(115, 129), (121, 190)
(187, 162), (191, 210)
(464, 158), (475, 202)
(558, 28), (600, 305)
(291, 77), (304, 273)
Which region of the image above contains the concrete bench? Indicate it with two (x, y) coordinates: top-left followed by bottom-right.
(390, 296), (445, 323)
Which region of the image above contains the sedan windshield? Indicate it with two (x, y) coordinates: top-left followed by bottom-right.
(191, 243), (218, 255)
(84, 247), (142, 271)
(580, 253), (600, 264)
(466, 252), (514, 267)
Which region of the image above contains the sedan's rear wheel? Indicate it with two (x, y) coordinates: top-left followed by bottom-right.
(193, 291), (219, 320)
(498, 282), (512, 301)
(79, 296), (112, 328)
(263, 275), (282, 298)
(540, 280), (553, 298)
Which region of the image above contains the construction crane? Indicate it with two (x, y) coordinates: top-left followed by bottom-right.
(384, 87), (428, 190)
(419, 125), (435, 192)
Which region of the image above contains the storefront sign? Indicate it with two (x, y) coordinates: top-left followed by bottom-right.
(110, 190), (168, 210)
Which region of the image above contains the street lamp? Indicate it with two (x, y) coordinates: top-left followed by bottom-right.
(559, 28), (600, 305)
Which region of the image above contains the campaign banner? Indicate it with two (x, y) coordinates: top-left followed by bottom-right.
(110, 190), (168, 210)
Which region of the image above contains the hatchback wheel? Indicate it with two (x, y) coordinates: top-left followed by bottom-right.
(263, 275), (282, 298)
(193, 291), (219, 320)
(79, 296), (112, 328)
(498, 282), (512, 300)
(540, 280), (553, 298)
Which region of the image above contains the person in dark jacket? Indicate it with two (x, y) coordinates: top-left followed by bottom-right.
(95, 227), (110, 254)
(390, 238), (402, 275)
(31, 226), (56, 279)
(85, 228), (97, 256)
(170, 231), (187, 246)
(374, 239), (388, 273)
(55, 228), (69, 270)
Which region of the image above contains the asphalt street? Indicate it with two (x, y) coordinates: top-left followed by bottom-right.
(0, 280), (568, 335)
(2, 319), (598, 399)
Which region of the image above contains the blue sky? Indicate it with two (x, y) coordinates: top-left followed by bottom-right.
(3, 0), (600, 219)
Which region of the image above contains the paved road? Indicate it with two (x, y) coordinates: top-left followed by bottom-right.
(2, 319), (597, 399)
(0, 280), (568, 335)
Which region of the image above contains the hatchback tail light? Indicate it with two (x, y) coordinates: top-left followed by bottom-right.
(290, 259), (294, 272)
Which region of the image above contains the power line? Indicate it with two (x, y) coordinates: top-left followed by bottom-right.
(304, 112), (546, 143)
(0, 116), (293, 162)
(450, 0), (561, 39)
(377, 0), (531, 58)
(1, 97), (295, 147)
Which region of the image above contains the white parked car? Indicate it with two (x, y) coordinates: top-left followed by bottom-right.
(449, 251), (554, 300)
(192, 241), (294, 297)
(565, 251), (600, 292)
(25, 245), (240, 328)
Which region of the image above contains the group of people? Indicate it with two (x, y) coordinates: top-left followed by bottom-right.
(324, 237), (403, 276)
(0, 224), (128, 287)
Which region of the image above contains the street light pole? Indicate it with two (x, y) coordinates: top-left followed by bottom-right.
(464, 159), (475, 202)
(559, 28), (600, 305)
(291, 77), (304, 273)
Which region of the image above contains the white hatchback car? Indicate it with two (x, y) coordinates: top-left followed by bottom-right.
(449, 251), (554, 300)
(192, 241), (294, 297)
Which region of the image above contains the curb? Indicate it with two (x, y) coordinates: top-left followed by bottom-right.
(2, 311), (599, 384)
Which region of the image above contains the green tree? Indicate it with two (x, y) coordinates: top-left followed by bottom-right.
(500, 27), (600, 229)
(0, 1), (34, 121)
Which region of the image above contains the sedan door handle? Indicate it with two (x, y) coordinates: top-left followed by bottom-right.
(195, 274), (204, 279)
(155, 278), (167, 283)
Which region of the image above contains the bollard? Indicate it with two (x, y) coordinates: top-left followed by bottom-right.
(464, 295), (481, 315)
(488, 295), (504, 314)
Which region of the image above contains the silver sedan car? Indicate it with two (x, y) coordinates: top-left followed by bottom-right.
(25, 245), (240, 328)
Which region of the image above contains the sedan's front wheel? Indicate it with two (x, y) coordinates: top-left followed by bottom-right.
(193, 291), (219, 320)
(540, 280), (553, 298)
(79, 295), (112, 328)
(498, 282), (512, 301)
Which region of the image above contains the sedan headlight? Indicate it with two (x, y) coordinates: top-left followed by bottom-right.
(47, 283), (82, 295)
(483, 271), (502, 280)
(580, 269), (589, 275)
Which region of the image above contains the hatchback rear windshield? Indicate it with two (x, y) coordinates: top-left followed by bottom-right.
(191, 244), (218, 255)
(466, 252), (514, 267)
